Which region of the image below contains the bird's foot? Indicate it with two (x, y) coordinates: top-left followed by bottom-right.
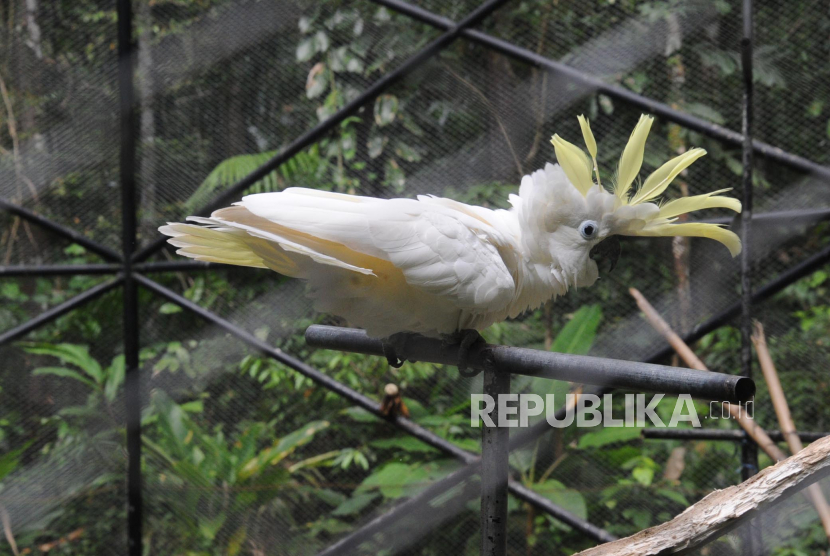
(443, 329), (486, 377)
(381, 332), (418, 368)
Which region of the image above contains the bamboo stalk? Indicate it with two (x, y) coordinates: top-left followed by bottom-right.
(752, 321), (830, 540)
(629, 288), (785, 461)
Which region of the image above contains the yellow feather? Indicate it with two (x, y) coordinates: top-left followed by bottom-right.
(615, 114), (654, 200)
(577, 115), (597, 159)
(550, 134), (594, 196)
(658, 189), (742, 219)
(630, 148), (706, 204)
(635, 223), (742, 257)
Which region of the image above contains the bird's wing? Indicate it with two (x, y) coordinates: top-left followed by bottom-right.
(238, 188), (518, 311)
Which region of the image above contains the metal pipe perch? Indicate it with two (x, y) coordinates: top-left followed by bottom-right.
(305, 325), (755, 404)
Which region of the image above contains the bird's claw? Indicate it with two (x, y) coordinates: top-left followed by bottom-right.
(382, 332), (419, 368)
(447, 329), (485, 378)
(382, 341), (405, 368)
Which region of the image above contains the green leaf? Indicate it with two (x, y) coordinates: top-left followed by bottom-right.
(24, 343), (104, 383)
(240, 420), (329, 480)
(551, 305), (602, 355)
(656, 488), (689, 506)
(632, 466), (654, 486)
(331, 492), (380, 516)
(343, 406), (377, 423)
(532, 480), (587, 525)
(578, 426), (643, 449)
(227, 525), (247, 556)
(63, 244), (86, 256)
(104, 355), (125, 402)
(315, 488), (347, 508)
(374, 95), (398, 126)
(360, 463), (427, 499)
(296, 37), (315, 62)
(274, 420), (330, 454)
(370, 437), (438, 453)
(159, 302), (182, 315)
(0, 445), (28, 482)
(198, 514), (226, 541)
(32, 367), (97, 390)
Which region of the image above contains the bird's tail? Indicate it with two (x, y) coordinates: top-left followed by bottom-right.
(159, 206), (375, 279)
(159, 219), (270, 268)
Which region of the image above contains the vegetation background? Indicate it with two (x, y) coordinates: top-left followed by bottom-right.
(1, 0), (829, 554)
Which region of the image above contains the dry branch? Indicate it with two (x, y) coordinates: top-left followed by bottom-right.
(629, 288), (786, 461)
(752, 321), (830, 540)
(574, 435), (830, 555)
(630, 288), (830, 541)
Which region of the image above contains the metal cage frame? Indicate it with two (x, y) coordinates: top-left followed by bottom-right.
(2, 0), (830, 554)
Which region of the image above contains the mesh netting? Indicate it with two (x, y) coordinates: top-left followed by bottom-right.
(2, 0), (830, 554)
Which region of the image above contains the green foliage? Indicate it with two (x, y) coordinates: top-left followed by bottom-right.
(185, 147), (331, 212)
(141, 392), (334, 552)
(25, 342), (125, 404)
(551, 304), (602, 355)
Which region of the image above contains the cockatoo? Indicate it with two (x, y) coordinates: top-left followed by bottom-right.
(161, 115), (740, 362)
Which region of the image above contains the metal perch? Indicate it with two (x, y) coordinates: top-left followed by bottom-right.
(305, 325), (755, 404)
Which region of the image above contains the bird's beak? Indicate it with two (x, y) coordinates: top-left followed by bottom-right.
(590, 236), (621, 273)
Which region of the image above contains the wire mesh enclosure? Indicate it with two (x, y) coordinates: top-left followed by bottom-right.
(2, 0), (830, 554)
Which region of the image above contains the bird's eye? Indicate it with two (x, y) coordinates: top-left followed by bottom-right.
(579, 220), (599, 240)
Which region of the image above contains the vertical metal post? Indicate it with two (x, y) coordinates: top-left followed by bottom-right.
(117, 0), (142, 554)
(740, 0), (761, 553)
(481, 369), (510, 556)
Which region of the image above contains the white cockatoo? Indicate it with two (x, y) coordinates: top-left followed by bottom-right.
(160, 115), (740, 349)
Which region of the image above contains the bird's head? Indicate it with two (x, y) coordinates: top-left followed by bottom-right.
(511, 114), (741, 289)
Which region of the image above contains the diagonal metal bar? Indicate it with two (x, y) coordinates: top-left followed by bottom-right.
(648, 241), (830, 364)
(0, 198), (123, 262)
(371, 0), (830, 181)
(131, 0), (513, 264)
(133, 273), (617, 545)
(0, 263), (122, 277)
(0, 277), (123, 346)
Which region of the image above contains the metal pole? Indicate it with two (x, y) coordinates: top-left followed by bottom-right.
(116, 0), (142, 552)
(480, 368), (510, 556)
(739, 0), (758, 483)
(740, 0), (762, 553)
(0, 198), (123, 261)
(305, 326), (755, 404)
(0, 263), (122, 277)
(370, 0), (830, 182)
(0, 277), (123, 346)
